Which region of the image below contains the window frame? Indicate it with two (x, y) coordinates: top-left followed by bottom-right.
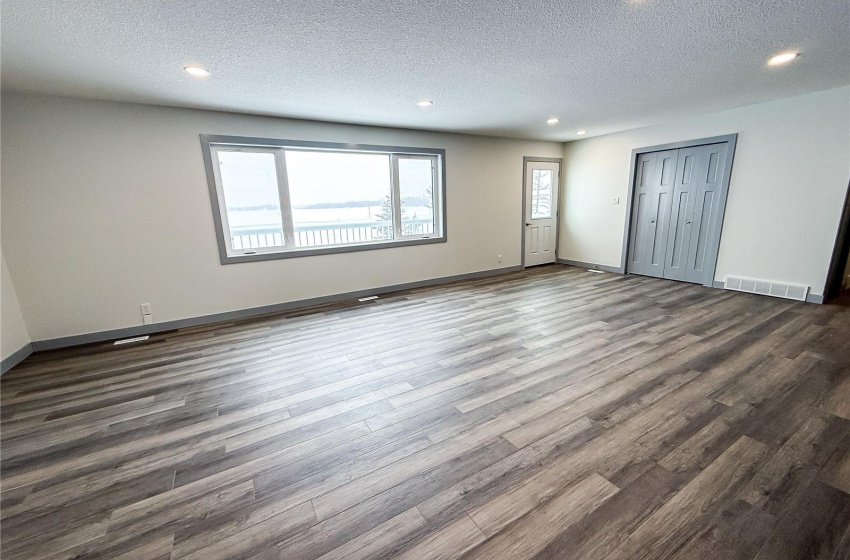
(392, 154), (441, 240)
(200, 134), (447, 264)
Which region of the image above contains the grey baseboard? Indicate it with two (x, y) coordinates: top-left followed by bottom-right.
(30, 265), (524, 352)
(805, 293), (824, 304)
(556, 258), (623, 274)
(1, 343), (34, 375)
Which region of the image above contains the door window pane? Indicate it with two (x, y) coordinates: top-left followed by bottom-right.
(397, 157), (436, 237)
(531, 169), (553, 219)
(217, 151), (285, 250)
(285, 150), (393, 247)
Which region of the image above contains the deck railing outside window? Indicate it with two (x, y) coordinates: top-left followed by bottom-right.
(230, 218), (435, 250)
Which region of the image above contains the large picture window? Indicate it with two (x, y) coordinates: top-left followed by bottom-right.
(201, 135), (446, 263)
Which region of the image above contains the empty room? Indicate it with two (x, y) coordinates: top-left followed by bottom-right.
(1, 1), (849, 559)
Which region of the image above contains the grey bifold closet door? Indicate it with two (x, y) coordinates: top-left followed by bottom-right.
(627, 142), (730, 285)
(627, 150), (678, 277)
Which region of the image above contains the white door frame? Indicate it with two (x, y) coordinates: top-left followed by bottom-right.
(522, 157), (563, 268)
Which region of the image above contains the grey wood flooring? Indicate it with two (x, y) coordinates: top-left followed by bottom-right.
(1, 265), (849, 559)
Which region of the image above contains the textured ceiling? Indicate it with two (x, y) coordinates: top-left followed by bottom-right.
(2, 0), (849, 140)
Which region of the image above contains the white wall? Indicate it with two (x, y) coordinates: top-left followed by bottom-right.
(1, 253), (30, 360)
(560, 86), (850, 296)
(1, 93), (561, 341)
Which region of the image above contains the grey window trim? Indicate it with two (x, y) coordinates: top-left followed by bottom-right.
(389, 155), (403, 241)
(200, 134), (447, 264)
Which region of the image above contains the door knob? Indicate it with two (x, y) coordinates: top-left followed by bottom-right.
(686, 220), (692, 225)
(526, 222), (531, 226)
(650, 220), (656, 224)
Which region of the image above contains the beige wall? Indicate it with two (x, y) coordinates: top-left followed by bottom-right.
(5, 87), (847, 344)
(1, 253), (30, 360)
(560, 86), (850, 296)
(1, 93), (561, 341)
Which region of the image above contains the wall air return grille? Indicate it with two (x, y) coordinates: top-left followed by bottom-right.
(723, 275), (809, 302)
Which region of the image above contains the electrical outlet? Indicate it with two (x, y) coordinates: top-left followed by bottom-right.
(497, 254), (502, 263)
(140, 303), (152, 325)
(612, 196), (620, 205)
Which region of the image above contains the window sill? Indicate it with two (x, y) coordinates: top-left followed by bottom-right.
(219, 235), (446, 264)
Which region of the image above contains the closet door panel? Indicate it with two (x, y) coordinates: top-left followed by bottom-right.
(627, 153), (657, 276)
(685, 144), (728, 284)
(641, 150), (678, 279)
(663, 148), (701, 281)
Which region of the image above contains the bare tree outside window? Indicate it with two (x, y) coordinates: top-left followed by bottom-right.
(531, 169), (553, 219)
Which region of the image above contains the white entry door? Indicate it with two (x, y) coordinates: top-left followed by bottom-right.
(524, 161), (560, 266)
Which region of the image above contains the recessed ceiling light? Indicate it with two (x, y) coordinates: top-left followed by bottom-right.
(576, 130), (587, 135)
(416, 100), (434, 107)
(767, 51), (799, 66)
(546, 117), (560, 125)
(184, 66), (210, 77)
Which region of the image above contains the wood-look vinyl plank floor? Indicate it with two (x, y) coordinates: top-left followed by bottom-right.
(2, 265), (849, 559)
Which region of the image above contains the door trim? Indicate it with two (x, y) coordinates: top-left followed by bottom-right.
(522, 157), (564, 268)
(620, 134), (738, 287)
(823, 180), (850, 302)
